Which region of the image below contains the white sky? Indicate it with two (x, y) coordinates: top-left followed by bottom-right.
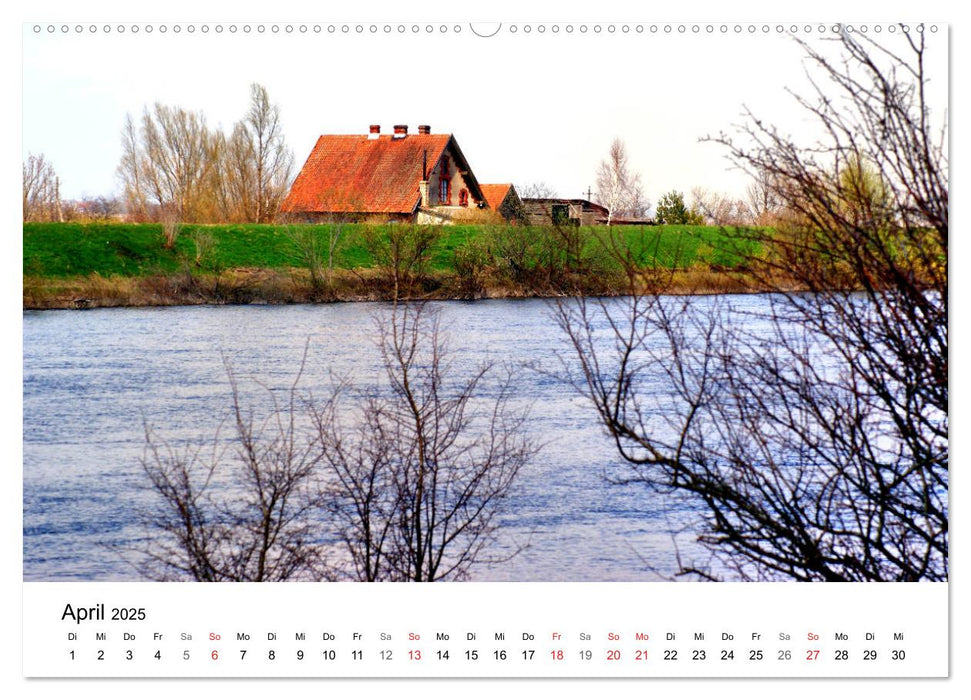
(22, 21), (947, 205)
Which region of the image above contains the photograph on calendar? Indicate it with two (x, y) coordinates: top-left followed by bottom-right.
(22, 22), (947, 585)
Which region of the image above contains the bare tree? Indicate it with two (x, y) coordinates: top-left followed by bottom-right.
(210, 85), (293, 223)
(23, 153), (62, 222)
(135, 103), (217, 222)
(242, 83), (294, 223)
(744, 167), (784, 226)
(117, 114), (151, 222)
(207, 127), (251, 223)
(312, 303), (535, 581)
(136, 359), (330, 581)
(516, 181), (559, 199)
(595, 138), (648, 224)
(690, 187), (753, 226)
(556, 29), (946, 582)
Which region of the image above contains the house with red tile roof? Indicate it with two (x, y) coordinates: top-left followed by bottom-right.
(478, 183), (527, 223)
(281, 124), (490, 224)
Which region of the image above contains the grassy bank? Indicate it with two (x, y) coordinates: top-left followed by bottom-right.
(23, 222), (766, 308)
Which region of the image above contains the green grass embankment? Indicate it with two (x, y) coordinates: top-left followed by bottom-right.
(23, 222), (766, 308)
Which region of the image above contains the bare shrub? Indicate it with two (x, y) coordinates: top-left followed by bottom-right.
(363, 226), (442, 298)
(312, 303), (535, 581)
(286, 226), (326, 291)
(452, 238), (491, 299)
(486, 225), (550, 289)
(160, 210), (182, 250)
(191, 229), (217, 269)
(135, 359), (330, 581)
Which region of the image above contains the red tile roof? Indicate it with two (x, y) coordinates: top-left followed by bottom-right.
(479, 183), (513, 210)
(281, 134), (453, 215)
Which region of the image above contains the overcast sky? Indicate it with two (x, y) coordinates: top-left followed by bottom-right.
(22, 22), (947, 205)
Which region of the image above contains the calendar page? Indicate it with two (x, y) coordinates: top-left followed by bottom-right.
(15, 0), (954, 696)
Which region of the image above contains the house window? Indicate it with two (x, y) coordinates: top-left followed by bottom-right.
(439, 157), (451, 204)
(459, 189), (468, 207)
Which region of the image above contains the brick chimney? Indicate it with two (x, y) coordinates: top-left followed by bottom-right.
(393, 124), (408, 139)
(417, 124), (431, 134)
(419, 148), (430, 207)
(368, 124), (380, 140)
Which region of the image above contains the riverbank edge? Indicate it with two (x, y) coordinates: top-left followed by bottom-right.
(24, 267), (791, 310)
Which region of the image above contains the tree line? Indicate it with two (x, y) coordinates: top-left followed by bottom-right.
(118, 83), (293, 224)
(23, 84), (293, 225)
(591, 137), (787, 226)
(22, 153), (63, 223)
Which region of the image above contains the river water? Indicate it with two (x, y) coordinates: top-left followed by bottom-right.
(24, 297), (769, 582)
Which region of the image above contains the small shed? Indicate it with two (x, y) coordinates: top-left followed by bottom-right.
(521, 198), (609, 226)
(479, 183), (527, 223)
